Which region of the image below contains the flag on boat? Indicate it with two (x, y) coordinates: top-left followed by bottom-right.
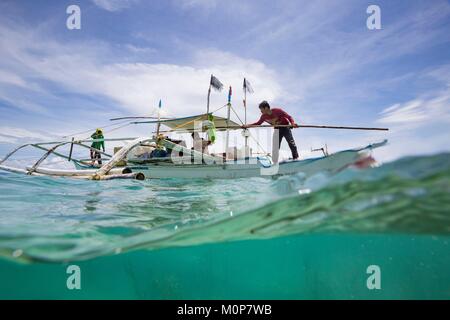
(158, 99), (162, 109)
(210, 74), (224, 91)
(243, 78), (253, 108)
(243, 78), (254, 94)
(228, 86), (232, 104)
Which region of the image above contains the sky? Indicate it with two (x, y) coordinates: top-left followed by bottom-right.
(0, 0), (449, 162)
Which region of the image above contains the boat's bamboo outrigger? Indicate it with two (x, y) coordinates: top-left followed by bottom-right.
(0, 137), (146, 180)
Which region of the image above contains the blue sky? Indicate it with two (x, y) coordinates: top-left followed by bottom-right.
(0, 0), (449, 161)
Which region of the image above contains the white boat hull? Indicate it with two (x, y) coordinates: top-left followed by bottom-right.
(129, 140), (386, 179)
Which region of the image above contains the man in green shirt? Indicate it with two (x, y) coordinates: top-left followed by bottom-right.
(90, 128), (105, 165)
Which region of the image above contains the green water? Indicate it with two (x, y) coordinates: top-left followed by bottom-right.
(0, 153), (449, 299)
(1, 235), (449, 299)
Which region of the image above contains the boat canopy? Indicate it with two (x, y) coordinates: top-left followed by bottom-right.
(133, 114), (241, 132)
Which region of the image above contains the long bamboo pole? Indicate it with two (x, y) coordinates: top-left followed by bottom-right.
(240, 124), (389, 131)
(155, 124), (389, 133)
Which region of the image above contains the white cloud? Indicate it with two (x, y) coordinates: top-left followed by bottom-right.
(382, 97), (449, 125)
(378, 90), (450, 126)
(0, 70), (27, 88)
(373, 86), (450, 161)
(0, 135), (17, 144)
(378, 100), (427, 124)
(0, 19), (281, 120)
(0, 126), (53, 143)
(0, 93), (48, 114)
(92, 0), (138, 12)
(124, 44), (157, 55)
(0, 20), (283, 121)
(174, 0), (218, 10)
(238, 0), (450, 110)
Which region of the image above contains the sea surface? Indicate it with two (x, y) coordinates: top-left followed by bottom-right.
(0, 152), (449, 299)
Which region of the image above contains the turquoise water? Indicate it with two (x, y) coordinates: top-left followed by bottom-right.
(0, 153), (449, 299)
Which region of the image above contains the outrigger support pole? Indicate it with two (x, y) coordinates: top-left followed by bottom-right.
(32, 144), (84, 165)
(0, 137), (147, 180)
(0, 142), (83, 166)
(27, 142), (67, 175)
(68, 137), (75, 162)
(32, 142), (112, 166)
(1, 137), (135, 165)
(0, 144), (32, 165)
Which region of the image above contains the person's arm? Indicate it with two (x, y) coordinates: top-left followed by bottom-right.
(246, 115), (266, 127)
(280, 110), (298, 127)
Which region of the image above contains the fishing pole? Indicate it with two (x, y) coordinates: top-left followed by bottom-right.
(240, 124), (389, 131)
(154, 124), (389, 133)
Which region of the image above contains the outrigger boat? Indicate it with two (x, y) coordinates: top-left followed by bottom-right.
(0, 113), (388, 180)
(0, 135), (388, 181)
(0, 77), (389, 180)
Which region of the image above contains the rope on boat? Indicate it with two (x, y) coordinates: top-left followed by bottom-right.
(61, 120), (131, 139)
(229, 104), (244, 125)
(102, 122), (134, 135)
(228, 104), (268, 156)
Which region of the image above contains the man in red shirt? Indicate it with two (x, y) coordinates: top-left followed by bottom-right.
(244, 101), (299, 162)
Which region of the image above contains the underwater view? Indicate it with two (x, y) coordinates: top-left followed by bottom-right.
(0, 152), (449, 299)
